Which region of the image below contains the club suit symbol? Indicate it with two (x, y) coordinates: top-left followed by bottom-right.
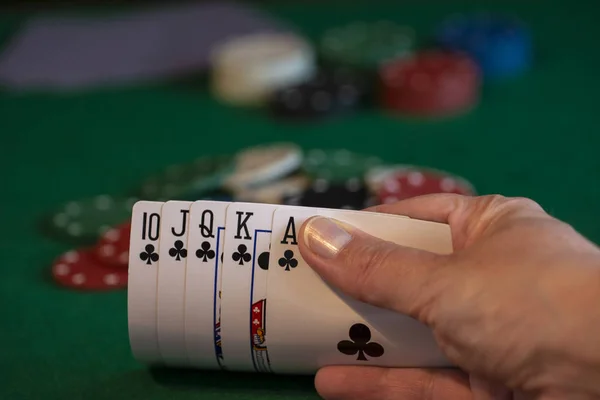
(139, 244), (159, 265)
(258, 245), (270, 271)
(169, 240), (187, 261)
(196, 241), (215, 262)
(232, 244), (251, 266)
(278, 249), (298, 271)
(337, 323), (384, 361)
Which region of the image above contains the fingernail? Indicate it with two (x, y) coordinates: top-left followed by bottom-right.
(303, 217), (352, 259)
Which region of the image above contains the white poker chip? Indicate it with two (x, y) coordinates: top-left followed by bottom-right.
(210, 72), (269, 107)
(211, 33), (313, 76)
(224, 143), (303, 191)
(210, 33), (316, 106)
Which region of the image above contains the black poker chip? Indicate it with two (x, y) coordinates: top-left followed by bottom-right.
(268, 67), (372, 121)
(283, 178), (375, 210)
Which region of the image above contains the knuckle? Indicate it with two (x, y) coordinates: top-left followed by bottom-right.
(478, 194), (509, 210)
(479, 195), (543, 214)
(502, 196), (543, 212)
(421, 373), (437, 400)
(468, 195), (545, 236)
(378, 368), (423, 399)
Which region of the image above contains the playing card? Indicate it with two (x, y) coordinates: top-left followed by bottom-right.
(220, 202), (278, 372)
(127, 200), (164, 365)
(156, 200), (193, 366)
(184, 200), (230, 370)
(266, 207), (453, 374)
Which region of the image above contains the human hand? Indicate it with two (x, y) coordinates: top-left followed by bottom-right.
(298, 195), (600, 399)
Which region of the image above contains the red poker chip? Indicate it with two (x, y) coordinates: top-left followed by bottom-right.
(51, 248), (128, 291)
(379, 50), (481, 116)
(93, 222), (131, 268)
(377, 167), (476, 204)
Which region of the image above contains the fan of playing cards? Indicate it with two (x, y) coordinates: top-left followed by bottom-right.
(128, 200), (455, 374)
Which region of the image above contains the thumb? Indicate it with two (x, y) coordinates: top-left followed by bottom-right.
(298, 216), (450, 320)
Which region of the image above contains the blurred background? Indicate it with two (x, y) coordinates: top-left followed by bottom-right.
(1, 0), (599, 399)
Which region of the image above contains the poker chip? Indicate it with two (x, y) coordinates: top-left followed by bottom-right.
(320, 21), (415, 69)
(380, 50), (481, 117)
(364, 164), (413, 193)
(233, 173), (310, 204)
(303, 149), (383, 183)
(51, 248), (128, 291)
(210, 33), (316, 107)
(268, 67), (371, 121)
(376, 167), (476, 204)
(93, 221), (131, 267)
(435, 13), (532, 79)
(283, 178), (373, 210)
(223, 143), (303, 191)
(135, 155), (234, 201)
(43, 195), (137, 245)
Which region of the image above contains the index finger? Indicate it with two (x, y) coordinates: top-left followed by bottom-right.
(315, 366), (473, 400)
(365, 194), (550, 251)
(364, 193), (471, 224)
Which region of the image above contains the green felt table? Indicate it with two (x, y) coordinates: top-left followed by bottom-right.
(1, 1), (600, 399)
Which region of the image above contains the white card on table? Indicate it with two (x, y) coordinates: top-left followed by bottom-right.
(220, 202), (278, 372)
(184, 200), (230, 369)
(266, 207), (453, 374)
(156, 200), (193, 366)
(0, 2), (293, 90)
(127, 200), (164, 365)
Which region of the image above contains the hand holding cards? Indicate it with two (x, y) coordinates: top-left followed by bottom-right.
(127, 200), (454, 374)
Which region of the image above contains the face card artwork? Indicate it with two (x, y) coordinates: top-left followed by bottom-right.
(250, 224), (273, 373)
(266, 207), (453, 374)
(219, 203), (277, 373)
(184, 200), (230, 370)
(156, 201), (193, 367)
(127, 200), (164, 365)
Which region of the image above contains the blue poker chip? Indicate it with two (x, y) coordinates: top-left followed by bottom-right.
(435, 13), (532, 79)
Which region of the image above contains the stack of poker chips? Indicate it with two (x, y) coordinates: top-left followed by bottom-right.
(434, 13), (532, 79)
(380, 51), (481, 117)
(208, 12), (532, 121)
(209, 33), (316, 107)
(42, 143), (476, 292)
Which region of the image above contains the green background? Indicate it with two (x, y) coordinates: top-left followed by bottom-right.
(2, 1), (599, 399)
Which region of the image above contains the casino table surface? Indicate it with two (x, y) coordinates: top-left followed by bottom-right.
(1, 1), (599, 399)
